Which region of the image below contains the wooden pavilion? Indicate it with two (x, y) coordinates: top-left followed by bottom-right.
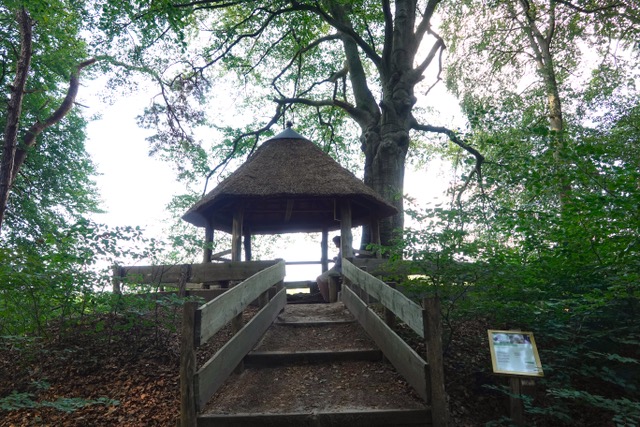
(182, 125), (397, 271)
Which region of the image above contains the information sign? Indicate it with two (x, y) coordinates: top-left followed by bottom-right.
(488, 330), (544, 377)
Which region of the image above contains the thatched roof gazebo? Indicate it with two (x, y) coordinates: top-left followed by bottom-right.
(183, 126), (397, 270)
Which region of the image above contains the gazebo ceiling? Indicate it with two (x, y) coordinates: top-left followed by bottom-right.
(182, 128), (397, 234)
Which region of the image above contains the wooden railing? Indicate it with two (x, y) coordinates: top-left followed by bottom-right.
(179, 260), (287, 427)
(112, 260), (279, 295)
(341, 258), (450, 427)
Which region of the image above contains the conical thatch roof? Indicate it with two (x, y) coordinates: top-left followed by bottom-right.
(182, 128), (397, 234)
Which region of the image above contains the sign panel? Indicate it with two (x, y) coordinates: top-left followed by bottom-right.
(488, 330), (544, 377)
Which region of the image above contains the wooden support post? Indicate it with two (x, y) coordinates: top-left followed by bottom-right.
(339, 276), (350, 302)
(321, 228), (329, 272)
(180, 301), (198, 427)
(339, 200), (354, 259)
(328, 275), (338, 303)
(231, 207), (244, 372)
(258, 290), (269, 309)
(509, 377), (535, 426)
(371, 220), (382, 258)
(231, 207), (244, 262)
(243, 229), (252, 261)
(202, 223), (214, 263)
(509, 377), (524, 426)
(178, 264), (191, 298)
(423, 297), (449, 427)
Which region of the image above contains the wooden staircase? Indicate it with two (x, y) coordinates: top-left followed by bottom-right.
(197, 302), (430, 426)
(178, 259), (448, 427)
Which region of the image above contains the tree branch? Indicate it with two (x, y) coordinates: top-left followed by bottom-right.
(381, 0), (393, 74)
(414, 37), (445, 79)
(411, 120), (485, 201)
(414, 0), (441, 47)
(270, 34), (342, 96)
(202, 104), (284, 195)
(12, 58), (98, 183)
(423, 47), (444, 98)
(292, 1), (382, 67)
(274, 96), (370, 127)
(555, 0), (623, 14)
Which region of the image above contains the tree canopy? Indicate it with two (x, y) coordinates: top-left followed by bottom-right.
(0, 0), (100, 234)
(97, 0), (487, 246)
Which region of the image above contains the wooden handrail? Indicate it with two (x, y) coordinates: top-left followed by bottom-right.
(179, 260), (287, 426)
(197, 260), (286, 345)
(341, 258), (450, 427)
(342, 258), (423, 338)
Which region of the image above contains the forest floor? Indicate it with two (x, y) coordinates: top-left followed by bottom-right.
(0, 298), (607, 426)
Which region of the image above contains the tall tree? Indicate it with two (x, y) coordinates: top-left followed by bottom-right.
(441, 0), (640, 211)
(0, 1), (97, 232)
(101, 0), (482, 246)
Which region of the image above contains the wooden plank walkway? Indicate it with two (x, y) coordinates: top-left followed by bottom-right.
(199, 302), (430, 426)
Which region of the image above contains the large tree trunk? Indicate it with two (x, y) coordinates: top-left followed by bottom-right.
(362, 125), (409, 247)
(348, 0), (419, 248)
(0, 8), (33, 231)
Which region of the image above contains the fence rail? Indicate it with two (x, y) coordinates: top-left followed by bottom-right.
(112, 260), (279, 292)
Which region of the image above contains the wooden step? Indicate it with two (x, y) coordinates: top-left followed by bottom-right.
(245, 349), (383, 366)
(200, 361), (426, 419)
(198, 302), (429, 425)
(274, 319), (355, 326)
(254, 322), (376, 353)
(197, 408), (430, 426)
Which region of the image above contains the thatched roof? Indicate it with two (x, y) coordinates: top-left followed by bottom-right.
(182, 128), (397, 234)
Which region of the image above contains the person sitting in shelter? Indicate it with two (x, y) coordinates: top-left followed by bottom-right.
(316, 236), (342, 302)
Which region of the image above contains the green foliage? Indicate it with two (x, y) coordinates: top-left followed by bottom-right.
(395, 194), (640, 423)
(0, 381), (119, 412)
(0, 219), (159, 337)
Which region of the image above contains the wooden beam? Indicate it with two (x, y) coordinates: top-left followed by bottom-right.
(211, 249), (232, 261)
(343, 259), (424, 338)
(196, 288), (286, 409)
(342, 285), (429, 401)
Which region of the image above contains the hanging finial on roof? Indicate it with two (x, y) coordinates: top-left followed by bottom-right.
(286, 121), (293, 128)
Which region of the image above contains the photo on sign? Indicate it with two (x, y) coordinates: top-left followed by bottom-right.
(488, 330), (544, 377)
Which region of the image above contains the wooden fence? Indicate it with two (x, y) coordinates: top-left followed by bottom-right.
(342, 259), (450, 427)
(179, 260), (287, 427)
(112, 260), (279, 295)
